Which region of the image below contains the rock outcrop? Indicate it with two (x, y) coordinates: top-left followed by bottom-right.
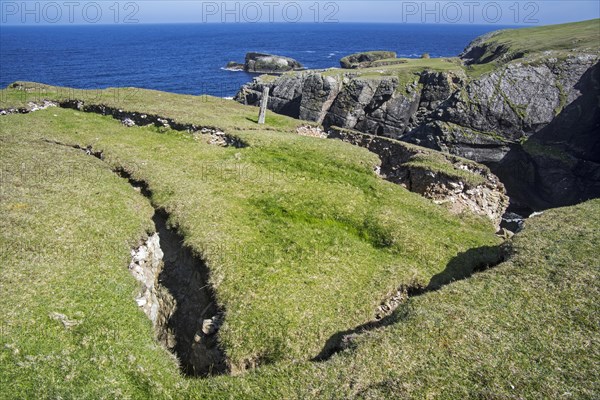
(494, 61), (600, 209)
(129, 233), (175, 346)
(225, 61), (245, 71)
(226, 52), (303, 73)
(235, 28), (600, 211)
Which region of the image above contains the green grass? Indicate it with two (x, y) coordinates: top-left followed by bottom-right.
(0, 134), (179, 398)
(369, 58), (408, 67)
(0, 81), (301, 135)
(253, 74), (280, 83)
(404, 153), (486, 187)
(321, 58), (464, 96)
(0, 84), (499, 384)
(0, 83), (598, 398)
(183, 199), (600, 399)
(464, 61), (498, 78)
(480, 19), (599, 58)
(464, 19), (600, 72)
(324, 57), (463, 78)
(326, 20), (599, 83)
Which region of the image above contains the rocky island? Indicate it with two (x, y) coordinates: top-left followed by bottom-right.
(225, 52), (304, 73)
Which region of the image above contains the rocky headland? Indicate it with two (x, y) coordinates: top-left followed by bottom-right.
(235, 20), (600, 212)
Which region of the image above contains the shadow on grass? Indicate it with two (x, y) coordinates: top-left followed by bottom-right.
(312, 244), (505, 362)
(426, 245), (505, 290)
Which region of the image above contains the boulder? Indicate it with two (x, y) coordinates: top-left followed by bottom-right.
(225, 53), (303, 73)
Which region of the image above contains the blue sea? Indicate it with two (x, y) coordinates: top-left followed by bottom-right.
(0, 23), (512, 97)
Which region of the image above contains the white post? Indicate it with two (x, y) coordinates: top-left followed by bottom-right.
(258, 87), (269, 124)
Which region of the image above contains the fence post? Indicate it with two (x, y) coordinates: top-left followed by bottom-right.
(258, 87), (269, 124)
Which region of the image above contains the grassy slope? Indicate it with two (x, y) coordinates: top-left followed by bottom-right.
(3, 133), (596, 398)
(464, 19), (600, 77)
(0, 134), (180, 398)
(0, 85), (499, 383)
(475, 18), (600, 58)
(191, 199), (599, 399)
(1, 19), (598, 396)
(0, 82), (306, 134)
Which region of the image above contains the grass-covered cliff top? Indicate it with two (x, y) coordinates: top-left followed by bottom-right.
(0, 81), (305, 134)
(317, 57), (465, 96)
(0, 83), (504, 389)
(323, 57), (463, 78)
(463, 18), (600, 63)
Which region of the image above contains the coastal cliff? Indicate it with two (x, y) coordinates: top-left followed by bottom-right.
(235, 19), (600, 210)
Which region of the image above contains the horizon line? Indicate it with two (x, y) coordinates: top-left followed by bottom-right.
(0, 20), (549, 27)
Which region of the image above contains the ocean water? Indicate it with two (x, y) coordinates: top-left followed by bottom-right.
(0, 23), (512, 97)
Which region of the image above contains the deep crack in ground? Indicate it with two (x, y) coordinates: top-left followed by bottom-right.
(45, 139), (228, 377)
(312, 244), (506, 362)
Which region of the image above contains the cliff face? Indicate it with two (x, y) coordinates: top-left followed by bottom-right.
(495, 61), (600, 209)
(235, 22), (600, 210)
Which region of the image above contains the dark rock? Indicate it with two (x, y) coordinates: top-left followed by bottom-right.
(299, 74), (343, 123)
(500, 212), (525, 233)
(225, 61), (245, 71)
(495, 60), (600, 210)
